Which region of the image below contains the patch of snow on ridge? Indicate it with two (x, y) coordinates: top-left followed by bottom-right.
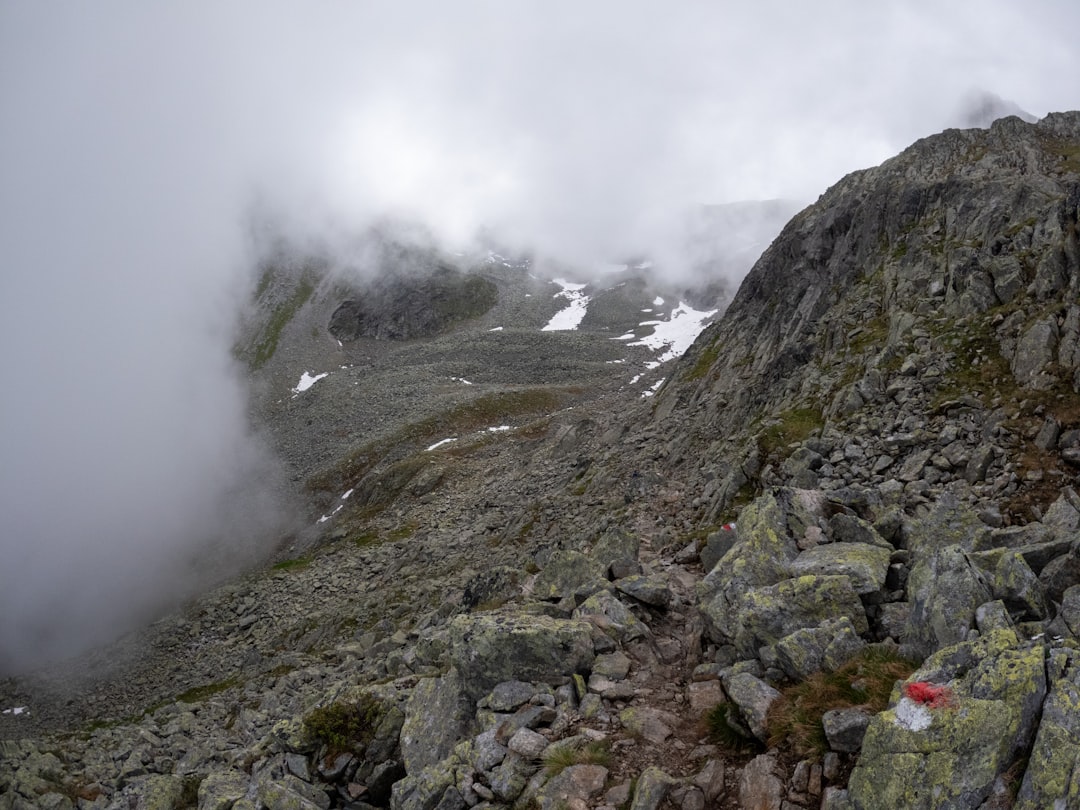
(541, 279), (590, 331)
(642, 378), (666, 398)
(293, 371), (329, 395)
(629, 301), (717, 364)
(2, 707), (28, 716)
(653, 296), (665, 306)
(426, 437), (458, 451)
(487, 425), (511, 432)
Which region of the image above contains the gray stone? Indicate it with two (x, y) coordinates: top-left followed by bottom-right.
(449, 612), (595, 699)
(614, 575), (672, 607)
(592, 651), (631, 680)
(992, 550), (1048, 620)
(1014, 649), (1080, 809)
(487, 752), (534, 802)
(790, 542), (891, 595)
(484, 680), (538, 712)
(573, 590), (649, 643)
(401, 671), (474, 774)
(1039, 551), (1080, 604)
(507, 728), (548, 759)
(619, 707), (679, 743)
(775, 617), (867, 680)
(592, 527), (641, 576)
(722, 672), (781, 742)
(822, 708), (872, 752)
(700, 527), (738, 574)
(904, 546), (993, 658)
(737, 754), (784, 810)
(533, 550), (607, 603)
(199, 770), (252, 810)
(533, 764), (608, 810)
(629, 766), (677, 810)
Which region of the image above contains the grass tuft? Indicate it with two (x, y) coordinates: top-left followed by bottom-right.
(704, 702), (761, 754)
(542, 740), (612, 776)
(765, 646), (917, 756)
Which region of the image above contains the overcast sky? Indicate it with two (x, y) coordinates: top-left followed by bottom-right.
(2, 1), (1080, 671)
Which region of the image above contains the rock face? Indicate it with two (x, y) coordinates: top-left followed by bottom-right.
(6, 113), (1080, 808)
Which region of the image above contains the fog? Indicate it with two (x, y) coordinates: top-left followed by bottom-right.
(2, 2), (1080, 673)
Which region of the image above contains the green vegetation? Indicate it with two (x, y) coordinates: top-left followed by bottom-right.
(272, 556), (312, 572)
(307, 387), (575, 494)
(177, 677), (241, 704)
(1041, 136), (1080, 173)
(765, 647), (917, 756)
(683, 337), (723, 383)
(756, 407), (824, 460)
(704, 702), (760, 754)
(303, 694), (383, 756)
(542, 740), (611, 775)
(243, 274), (316, 370)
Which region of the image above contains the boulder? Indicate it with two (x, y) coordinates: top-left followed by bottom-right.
(449, 613), (595, 699)
(1014, 649), (1080, 808)
(400, 671), (475, 774)
(848, 630), (1046, 810)
(774, 617), (867, 680)
(614, 574), (672, 607)
(732, 575), (869, 658)
(592, 527), (640, 576)
(532, 550), (607, 603)
(573, 590), (649, 643)
(722, 672), (781, 742)
(903, 547), (993, 658)
(790, 542), (891, 595)
(697, 490), (801, 644)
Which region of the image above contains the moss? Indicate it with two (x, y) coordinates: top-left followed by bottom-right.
(683, 337), (723, 383)
(272, 556), (311, 572)
(303, 694), (383, 756)
(177, 676), (241, 704)
(246, 276), (315, 370)
(757, 407), (824, 460)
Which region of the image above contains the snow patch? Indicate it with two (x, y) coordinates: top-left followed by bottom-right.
(451, 377), (474, 385)
(488, 326), (504, 331)
(541, 279), (590, 331)
(292, 371), (329, 395)
(653, 296), (665, 306)
(426, 437), (458, 451)
(2, 707), (28, 716)
(341, 489), (354, 500)
(628, 301), (717, 364)
(642, 378), (666, 398)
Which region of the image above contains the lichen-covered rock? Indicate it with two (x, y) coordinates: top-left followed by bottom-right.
(199, 770), (252, 810)
(903, 546), (993, 658)
(532, 764), (608, 810)
(1014, 649), (1080, 808)
(848, 630), (1046, 810)
(257, 774), (331, 810)
(592, 527), (640, 576)
(991, 550), (1048, 620)
(400, 670), (474, 774)
(775, 617), (867, 680)
(732, 575), (868, 658)
(614, 574), (672, 607)
(390, 755), (461, 810)
(449, 612), (594, 700)
(573, 590), (649, 642)
(902, 495), (989, 555)
(532, 550), (607, 602)
(722, 672), (781, 742)
(629, 766), (677, 810)
(790, 542), (891, 595)
(697, 490), (801, 644)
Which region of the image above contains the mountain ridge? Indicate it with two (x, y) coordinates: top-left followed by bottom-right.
(5, 113), (1080, 809)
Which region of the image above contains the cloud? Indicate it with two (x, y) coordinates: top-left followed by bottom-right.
(2, 0), (1080, 670)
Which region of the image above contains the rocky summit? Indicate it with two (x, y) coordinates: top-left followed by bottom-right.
(4, 113), (1080, 810)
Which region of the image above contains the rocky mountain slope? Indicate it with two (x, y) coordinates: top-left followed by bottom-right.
(4, 113), (1080, 810)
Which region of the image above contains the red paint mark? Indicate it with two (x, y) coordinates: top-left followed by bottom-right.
(903, 681), (954, 709)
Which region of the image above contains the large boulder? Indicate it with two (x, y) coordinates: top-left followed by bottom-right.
(697, 490), (804, 644)
(903, 547), (993, 659)
(400, 671), (475, 774)
(532, 550), (608, 603)
(790, 542), (891, 595)
(731, 575), (868, 658)
(1014, 648), (1080, 808)
(848, 629), (1046, 810)
(449, 612), (595, 699)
